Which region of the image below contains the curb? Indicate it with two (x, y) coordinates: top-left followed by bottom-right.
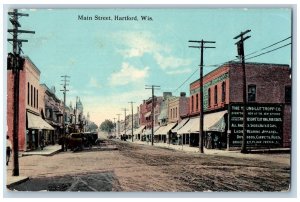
(22, 149), (61, 157)
(6, 177), (29, 188)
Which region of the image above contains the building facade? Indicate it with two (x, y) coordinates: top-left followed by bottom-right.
(7, 57), (54, 151)
(187, 62), (291, 149)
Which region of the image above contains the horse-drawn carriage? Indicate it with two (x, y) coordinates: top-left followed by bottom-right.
(59, 132), (99, 151)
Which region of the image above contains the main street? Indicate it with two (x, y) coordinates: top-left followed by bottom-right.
(7, 138), (290, 192)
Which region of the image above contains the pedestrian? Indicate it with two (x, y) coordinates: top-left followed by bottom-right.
(6, 135), (12, 166)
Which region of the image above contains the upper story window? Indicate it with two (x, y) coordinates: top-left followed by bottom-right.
(175, 107), (178, 118)
(222, 82), (226, 102)
(31, 85), (33, 107)
(208, 88), (211, 107)
(196, 94), (199, 111)
(285, 86), (291, 103)
(214, 85), (218, 105)
(191, 95), (194, 112)
(27, 82), (30, 105)
(248, 84), (256, 102)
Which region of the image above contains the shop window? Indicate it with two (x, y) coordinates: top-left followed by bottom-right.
(214, 85), (218, 105)
(285, 86), (291, 103)
(222, 82), (226, 102)
(248, 85), (256, 102)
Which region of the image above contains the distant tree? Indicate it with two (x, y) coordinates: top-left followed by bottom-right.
(88, 122), (98, 132)
(99, 119), (114, 133)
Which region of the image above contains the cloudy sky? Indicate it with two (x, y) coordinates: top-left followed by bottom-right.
(6, 8), (292, 125)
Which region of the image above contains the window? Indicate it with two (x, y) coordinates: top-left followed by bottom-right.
(214, 85), (218, 105)
(31, 85), (33, 106)
(37, 90), (38, 108)
(248, 85), (256, 102)
(196, 94), (199, 111)
(208, 88), (211, 107)
(34, 87), (36, 108)
(222, 82), (226, 102)
(191, 95), (194, 112)
(170, 109), (173, 119)
(175, 107), (177, 118)
(27, 83), (30, 105)
(285, 86), (291, 103)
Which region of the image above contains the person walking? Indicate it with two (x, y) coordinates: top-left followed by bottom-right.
(6, 135), (12, 166)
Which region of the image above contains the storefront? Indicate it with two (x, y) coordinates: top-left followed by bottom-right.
(26, 111), (54, 150)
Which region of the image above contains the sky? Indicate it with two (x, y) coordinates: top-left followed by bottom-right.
(5, 8), (292, 126)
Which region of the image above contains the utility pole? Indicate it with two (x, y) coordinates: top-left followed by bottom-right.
(234, 30), (251, 154)
(113, 118), (116, 137)
(128, 101), (135, 142)
(116, 113), (121, 138)
(121, 108), (128, 139)
(60, 75), (70, 151)
(188, 39), (215, 154)
(74, 96), (78, 132)
(7, 9), (35, 176)
(145, 85), (160, 146)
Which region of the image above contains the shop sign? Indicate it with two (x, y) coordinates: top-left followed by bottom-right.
(229, 103), (283, 147)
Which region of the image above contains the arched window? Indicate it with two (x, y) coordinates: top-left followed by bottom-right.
(214, 85), (218, 105)
(222, 82), (226, 102)
(208, 88), (211, 107)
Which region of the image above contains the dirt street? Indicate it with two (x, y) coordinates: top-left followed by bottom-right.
(8, 140), (290, 192)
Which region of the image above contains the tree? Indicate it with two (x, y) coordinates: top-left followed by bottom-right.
(87, 122), (98, 132)
(99, 119), (114, 133)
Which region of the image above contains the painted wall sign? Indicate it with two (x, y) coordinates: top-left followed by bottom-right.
(229, 103), (283, 147)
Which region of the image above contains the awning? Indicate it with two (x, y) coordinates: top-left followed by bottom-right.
(27, 112), (54, 130)
(125, 129), (133, 135)
(144, 126), (160, 135)
(134, 125), (145, 135)
(171, 118), (189, 133)
(177, 110), (228, 134)
(155, 122), (177, 135)
(177, 117), (199, 134)
(204, 110), (227, 132)
(144, 111), (151, 118)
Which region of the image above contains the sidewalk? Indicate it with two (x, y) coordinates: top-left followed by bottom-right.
(21, 144), (62, 156)
(6, 144), (62, 188)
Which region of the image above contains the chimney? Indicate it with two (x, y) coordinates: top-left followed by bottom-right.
(163, 92), (172, 98)
(180, 92), (186, 97)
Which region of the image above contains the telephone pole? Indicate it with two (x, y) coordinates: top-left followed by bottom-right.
(7, 9), (35, 176)
(128, 101), (135, 142)
(121, 108), (128, 139)
(116, 113), (121, 138)
(234, 30), (251, 154)
(188, 39), (215, 154)
(145, 85), (160, 146)
(113, 118), (116, 137)
(60, 75), (70, 151)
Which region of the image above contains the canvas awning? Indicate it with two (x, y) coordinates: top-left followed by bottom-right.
(27, 112), (54, 130)
(144, 126), (160, 135)
(177, 111), (227, 134)
(134, 125), (145, 135)
(155, 122), (177, 135)
(171, 118), (189, 133)
(177, 117), (199, 134)
(203, 110), (227, 132)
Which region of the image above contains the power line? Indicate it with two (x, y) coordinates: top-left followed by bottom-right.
(172, 36), (292, 94)
(246, 42), (291, 61)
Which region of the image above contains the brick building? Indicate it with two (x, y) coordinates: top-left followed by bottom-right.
(178, 62), (291, 149)
(7, 57), (54, 151)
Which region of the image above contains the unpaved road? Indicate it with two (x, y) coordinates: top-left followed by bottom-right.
(8, 140), (290, 192)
